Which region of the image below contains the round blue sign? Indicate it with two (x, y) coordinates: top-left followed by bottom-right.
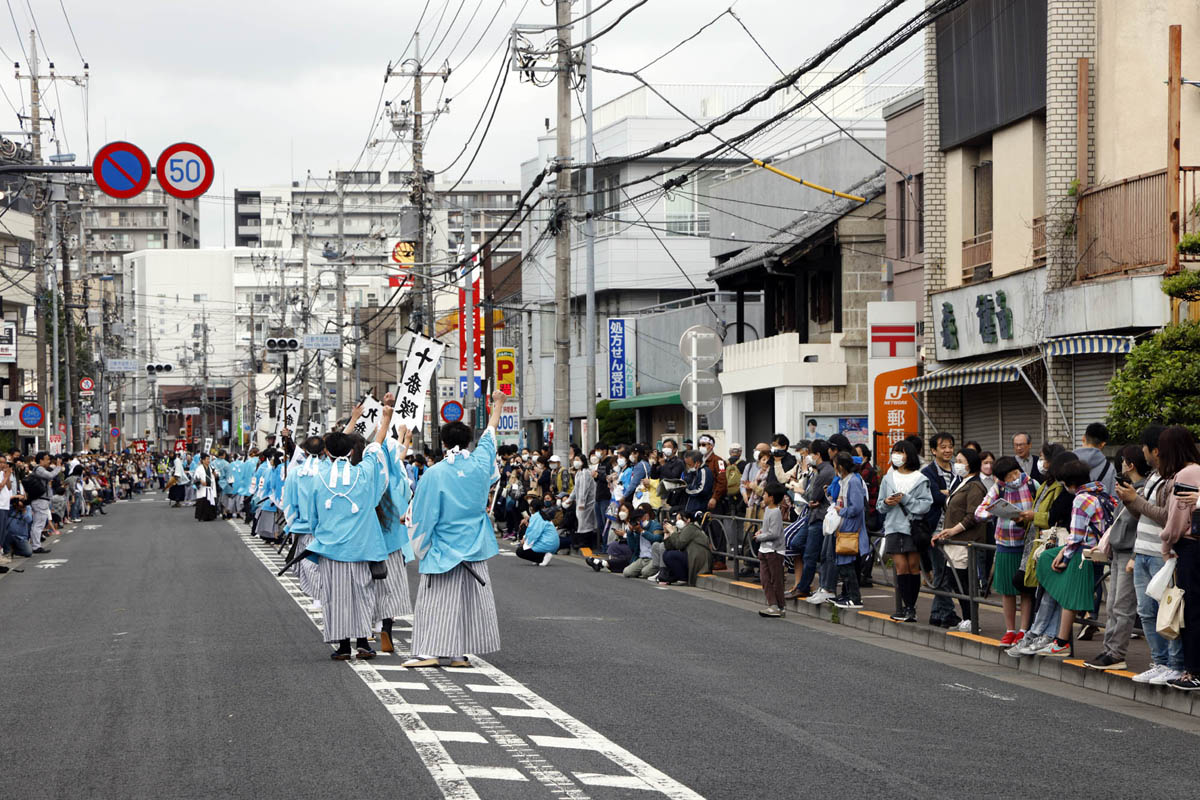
(440, 401), (464, 423)
(110, 427), (121, 438)
(19, 402), (43, 428)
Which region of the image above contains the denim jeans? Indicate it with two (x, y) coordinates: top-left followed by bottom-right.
(795, 520), (824, 593)
(1133, 553), (1185, 669)
(1029, 589), (1061, 638)
(927, 545), (959, 623)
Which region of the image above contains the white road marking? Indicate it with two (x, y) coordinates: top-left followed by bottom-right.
(83, 524), (102, 530)
(941, 682), (1015, 701)
(35, 559), (68, 569)
(574, 773), (655, 790)
(457, 766), (528, 781)
(233, 519), (704, 800)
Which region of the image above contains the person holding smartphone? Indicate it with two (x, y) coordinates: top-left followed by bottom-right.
(877, 440), (932, 622)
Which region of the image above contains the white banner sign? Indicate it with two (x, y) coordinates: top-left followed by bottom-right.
(275, 396), (301, 435)
(351, 393), (385, 439)
(0, 321), (16, 364)
(203, 437), (213, 453)
(395, 333), (445, 434)
(308, 419), (323, 437)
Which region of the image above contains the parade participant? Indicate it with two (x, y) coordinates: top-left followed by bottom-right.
(253, 451), (281, 542)
(305, 399), (395, 660)
(376, 422), (417, 654)
(169, 450), (187, 507)
(237, 450), (257, 522)
(192, 453), (217, 522)
(184, 450), (201, 506)
(402, 389), (508, 669)
(282, 436), (327, 603)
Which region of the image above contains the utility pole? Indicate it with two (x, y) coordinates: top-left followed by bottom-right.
(462, 205), (475, 427)
(583, 0), (598, 451)
(247, 301), (257, 443)
(353, 305), (361, 400)
(23, 30), (47, 440)
(335, 176), (346, 416)
(49, 201), (60, 442)
(552, 0), (573, 459)
(200, 310), (209, 440)
(56, 184), (77, 452)
(300, 200), (310, 422)
(482, 243), (494, 395)
(390, 32), (449, 449)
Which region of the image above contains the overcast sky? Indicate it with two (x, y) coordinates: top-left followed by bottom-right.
(0, 0), (923, 246)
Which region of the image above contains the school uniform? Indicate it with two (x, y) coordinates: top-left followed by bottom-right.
(407, 427), (501, 659)
(305, 444), (391, 644)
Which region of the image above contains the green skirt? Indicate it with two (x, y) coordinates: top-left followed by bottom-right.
(991, 550), (1024, 596)
(1036, 547), (1096, 612)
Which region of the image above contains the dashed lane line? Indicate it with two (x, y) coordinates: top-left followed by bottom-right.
(231, 519), (706, 800)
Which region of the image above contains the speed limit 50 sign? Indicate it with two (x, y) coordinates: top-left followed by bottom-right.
(156, 142), (214, 199)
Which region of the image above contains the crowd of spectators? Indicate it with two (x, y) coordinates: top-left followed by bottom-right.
(0, 451), (161, 572)
(496, 421), (1200, 692)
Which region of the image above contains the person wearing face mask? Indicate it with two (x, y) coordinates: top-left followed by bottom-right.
(788, 440), (835, 602)
(974, 455), (1037, 645)
(619, 504), (664, 579)
(682, 449), (714, 519)
(586, 502), (634, 573)
(568, 453), (597, 549)
(696, 434), (729, 555)
(654, 509), (712, 585)
(614, 450), (633, 501)
(769, 434), (797, 473)
(516, 498), (560, 566)
(877, 440), (933, 622)
(931, 448), (989, 631)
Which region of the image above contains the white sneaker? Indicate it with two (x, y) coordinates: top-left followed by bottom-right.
(539, 552), (554, 566)
(805, 589), (835, 605)
(955, 620), (973, 632)
(1132, 664), (1165, 684)
(1151, 667), (1183, 686)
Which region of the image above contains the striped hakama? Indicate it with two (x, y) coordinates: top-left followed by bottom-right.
(316, 557), (374, 643)
(293, 533), (321, 599)
(222, 493), (240, 514)
(410, 561), (500, 657)
(255, 509), (277, 539)
(373, 549), (412, 621)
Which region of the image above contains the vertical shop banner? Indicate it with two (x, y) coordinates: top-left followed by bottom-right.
(458, 279), (482, 371)
(494, 346), (517, 396)
(395, 333), (445, 434)
(607, 318), (636, 400)
(867, 301), (920, 471)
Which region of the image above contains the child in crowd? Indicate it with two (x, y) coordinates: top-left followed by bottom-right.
(756, 485), (787, 617)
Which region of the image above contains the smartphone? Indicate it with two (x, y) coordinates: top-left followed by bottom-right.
(1115, 474), (1131, 487)
(1174, 483), (1199, 496)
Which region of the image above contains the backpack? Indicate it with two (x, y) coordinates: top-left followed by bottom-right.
(21, 475), (45, 502)
(1084, 487), (1119, 539)
(725, 462), (742, 498)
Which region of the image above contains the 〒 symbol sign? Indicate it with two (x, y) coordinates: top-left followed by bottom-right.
(93, 142), (151, 199)
(156, 142), (214, 199)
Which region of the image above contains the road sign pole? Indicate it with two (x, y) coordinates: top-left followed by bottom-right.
(691, 336), (699, 446)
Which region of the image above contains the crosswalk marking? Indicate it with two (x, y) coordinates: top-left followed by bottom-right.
(410, 730), (489, 744)
(530, 735), (590, 749)
(490, 706), (549, 718)
(574, 773), (655, 790)
(465, 683), (522, 694)
(457, 766), (528, 781)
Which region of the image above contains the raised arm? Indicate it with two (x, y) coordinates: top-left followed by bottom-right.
(342, 403), (364, 434)
(487, 388), (508, 430)
(375, 393), (395, 446)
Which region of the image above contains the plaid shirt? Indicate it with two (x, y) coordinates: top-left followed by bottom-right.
(1064, 482), (1116, 559)
(974, 474), (1036, 551)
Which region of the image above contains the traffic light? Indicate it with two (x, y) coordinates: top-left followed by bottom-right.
(146, 363), (173, 375)
(266, 337), (300, 352)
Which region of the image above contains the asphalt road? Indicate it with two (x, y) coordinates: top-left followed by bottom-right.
(2, 494), (1197, 800)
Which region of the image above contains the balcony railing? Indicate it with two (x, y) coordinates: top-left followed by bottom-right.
(1076, 169), (1169, 280)
(1032, 216), (1047, 268)
(962, 231), (993, 284)
(1182, 166), (1200, 263)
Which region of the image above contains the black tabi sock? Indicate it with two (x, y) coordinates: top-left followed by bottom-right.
(356, 637), (371, 650)
(382, 618), (393, 637)
(335, 639), (351, 655)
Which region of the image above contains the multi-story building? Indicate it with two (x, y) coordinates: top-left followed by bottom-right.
(908, 0), (1200, 452)
(0, 139), (39, 448)
(517, 77), (903, 447)
(86, 187), (199, 271)
(882, 89), (926, 308)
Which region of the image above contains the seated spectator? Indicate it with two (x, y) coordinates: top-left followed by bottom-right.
(585, 502), (635, 574)
(2, 497), (33, 558)
(622, 503), (664, 579)
(516, 499), (559, 566)
(657, 510), (712, 586)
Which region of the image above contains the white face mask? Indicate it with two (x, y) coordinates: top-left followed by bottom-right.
(952, 462), (968, 478)
(890, 453), (905, 468)
(699, 445), (711, 457)
(521, 454), (530, 461)
(663, 447), (674, 457)
(573, 459), (583, 470)
(617, 457), (627, 468)
(1037, 458), (1048, 474)
(618, 510), (628, 521)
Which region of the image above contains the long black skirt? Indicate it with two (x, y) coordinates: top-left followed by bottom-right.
(168, 484), (186, 503)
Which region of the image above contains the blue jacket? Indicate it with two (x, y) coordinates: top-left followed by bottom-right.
(835, 472), (869, 564)
(380, 439), (414, 558)
(876, 469), (934, 535)
(920, 461), (950, 531)
(306, 443), (391, 563)
(3, 508), (31, 548)
(684, 466), (713, 515)
(633, 519), (664, 558)
(524, 512), (560, 554)
(282, 455), (323, 535)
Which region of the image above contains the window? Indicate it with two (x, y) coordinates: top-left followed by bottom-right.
(193, 323), (203, 337)
(326, 293), (335, 303)
(810, 271), (834, 326)
(385, 329), (398, 352)
(896, 180), (908, 257)
(193, 293), (207, 303)
(914, 173), (924, 254)
(973, 162), (993, 235)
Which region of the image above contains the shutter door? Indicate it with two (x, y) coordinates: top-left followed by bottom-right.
(961, 384), (1002, 455)
(1073, 355), (1121, 444)
(1000, 380), (1045, 454)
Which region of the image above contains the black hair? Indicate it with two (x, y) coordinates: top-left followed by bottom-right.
(324, 432), (354, 458)
(441, 421), (473, 450)
(1056, 458), (1091, 489)
(636, 502), (655, 519)
(1140, 424), (1167, 451)
(772, 433), (790, 448)
(807, 418), (818, 426)
(35, 451), (48, 462)
(302, 436), (325, 456)
(904, 434), (925, 457)
(827, 433), (851, 452)
(992, 455), (1022, 481)
(979, 450), (996, 463)
(810, 439), (831, 462)
(955, 447), (981, 475)
(890, 440), (920, 471)
(964, 440), (982, 452)
(1041, 442), (1067, 462)
(929, 432), (955, 451)
(1120, 444), (1150, 477)
(1084, 422), (1110, 446)
(766, 484), (786, 505)
(348, 433), (367, 465)
(832, 451), (856, 476)
(855, 443), (872, 462)
(1156, 426), (1200, 479)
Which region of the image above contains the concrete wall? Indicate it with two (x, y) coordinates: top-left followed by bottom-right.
(708, 135), (885, 260)
(1095, 0), (1200, 184)
(885, 95), (924, 291)
(992, 117), (1047, 277)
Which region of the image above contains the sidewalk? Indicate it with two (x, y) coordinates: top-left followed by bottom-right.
(694, 564), (1200, 717)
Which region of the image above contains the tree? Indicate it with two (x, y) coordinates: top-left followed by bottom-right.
(1106, 320), (1200, 442)
(595, 399), (635, 445)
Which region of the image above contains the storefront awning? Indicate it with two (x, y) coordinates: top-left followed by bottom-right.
(1041, 334), (1135, 357)
(608, 391), (681, 410)
(904, 352), (1041, 394)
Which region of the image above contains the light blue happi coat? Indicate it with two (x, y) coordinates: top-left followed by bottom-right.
(381, 439), (414, 559)
(282, 454), (323, 534)
(408, 428), (500, 575)
(523, 512), (559, 554)
(305, 443), (391, 563)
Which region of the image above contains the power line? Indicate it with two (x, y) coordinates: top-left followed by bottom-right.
(56, 0), (84, 60)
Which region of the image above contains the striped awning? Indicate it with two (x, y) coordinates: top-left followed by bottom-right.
(1041, 334), (1135, 357)
(903, 352), (1041, 394)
